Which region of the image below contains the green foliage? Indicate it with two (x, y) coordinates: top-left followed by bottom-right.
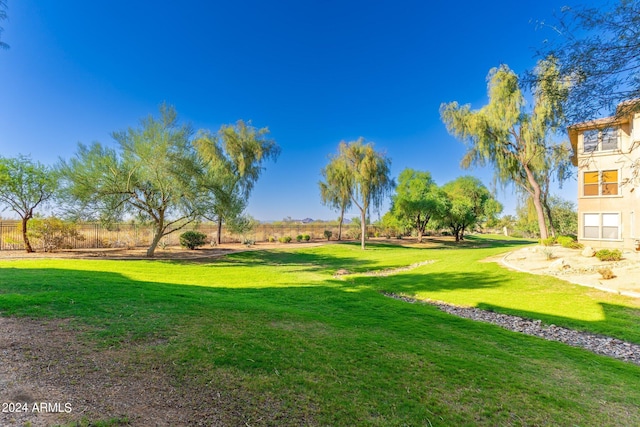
(390, 168), (450, 242)
(278, 236), (292, 243)
(0, 155), (59, 252)
(595, 249), (623, 262)
(441, 59), (571, 240)
(537, 0), (640, 121)
(325, 138), (394, 249)
(59, 104), (202, 257)
(226, 213), (257, 242)
(179, 231), (207, 250)
(27, 217), (84, 252)
(540, 237), (556, 247)
(195, 120), (280, 244)
(548, 196), (578, 236)
(296, 234), (303, 242)
(557, 235), (583, 249)
(303, 234), (310, 241)
(268, 236), (276, 243)
(323, 230), (333, 240)
(440, 176), (496, 242)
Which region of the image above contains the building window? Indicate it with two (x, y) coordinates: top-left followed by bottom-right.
(583, 213), (620, 240)
(582, 127), (619, 153)
(583, 170), (619, 196)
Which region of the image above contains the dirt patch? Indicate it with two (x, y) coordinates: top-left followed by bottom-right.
(0, 317), (307, 426)
(0, 241), (331, 261)
(500, 246), (640, 297)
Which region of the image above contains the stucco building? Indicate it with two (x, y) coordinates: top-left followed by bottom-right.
(568, 101), (640, 250)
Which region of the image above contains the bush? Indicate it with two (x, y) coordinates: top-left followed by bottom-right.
(595, 249), (623, 262)
(179, 231), (207, 250)
(540, 237), (556, 247)
(278, 236), (292, 243)
(597, 267), (616, 280)
(556, 235), (584, 249)
(27, 217), (85, 252)
(323, 230), (332, 240)
(303, 234), (310, 242)
(268, 236), (276, 243)
(541, 247), (555, 260)
(296, 234), (303, 242)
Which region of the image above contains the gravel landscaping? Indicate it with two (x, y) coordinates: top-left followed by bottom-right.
(385, 292), (640, 366)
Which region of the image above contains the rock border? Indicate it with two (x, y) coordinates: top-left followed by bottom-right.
(384, 292), (640, 366)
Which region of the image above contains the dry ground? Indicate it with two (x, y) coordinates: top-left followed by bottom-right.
(501, 245), (640, 297)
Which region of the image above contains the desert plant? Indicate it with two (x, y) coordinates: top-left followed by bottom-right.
(540, 237), (556, 247)
(268, 236), (276, 243)
(179, 231), (207, 250)
(597, 267), (616, 280)
(278, 236), (292, 243)
(556, 235), (584, 250)
(27, 217), (85, 252)
(296, 234), (303, 242)
(323, 230), (333, 241)
(595, 249), (623, 262)
(541, 247), (555, 260)
(243, 238), (255, 247)
(303, 234), (311, 242)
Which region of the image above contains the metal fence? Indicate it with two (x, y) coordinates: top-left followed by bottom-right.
(0, 220), (377, 251)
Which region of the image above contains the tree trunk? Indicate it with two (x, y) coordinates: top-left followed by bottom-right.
(542, 195), (556, 238)
(21, 216), (34, 253)
(523, 164), (549, 240)
(360, 207), (366, 250)
(217, 216), (223, 245)
(147, 217), (165, 257)
(338, 207), (344, 240)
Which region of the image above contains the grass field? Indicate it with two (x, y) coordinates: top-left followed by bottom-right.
(1, 236), (640, 426)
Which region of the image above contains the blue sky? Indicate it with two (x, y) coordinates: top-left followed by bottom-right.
(0, 0), (590, 221)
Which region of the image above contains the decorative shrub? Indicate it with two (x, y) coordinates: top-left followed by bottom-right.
(597, 267), (615, 280)
(179, 231), (207, 250)
(268, 236), (276, 243)
(323, 230), (332, 241)
(278, 236), (292, 243)
(541, 247), (555, 260)
(296, 234), (303, 242)
(556, 235), (583, 249)
(540, 237), (556, 247)
(595, 249), (622, 262)
(303, 234), (311, 242)
(243, 238), (255, 247)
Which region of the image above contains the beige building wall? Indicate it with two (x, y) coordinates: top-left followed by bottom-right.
(571, 107), (640, 250)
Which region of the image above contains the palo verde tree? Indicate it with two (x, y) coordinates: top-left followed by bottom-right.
(440, 59), (570, 240)
(59, 104), (202, 257)
(328, 138), (394, 249)
(319, 155), (352, 240)
(0, 155), (58, 252)
(194, 120), (280, 245)
(390, 168), (449, 243)
(440, 176), (498, 242)
(534, 0), (640, 121)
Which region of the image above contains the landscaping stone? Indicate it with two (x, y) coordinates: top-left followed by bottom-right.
(549, 258), (568, 270)
(582, 246), (596, 257)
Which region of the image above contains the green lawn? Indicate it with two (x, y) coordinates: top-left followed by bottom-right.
(1, 236), (639, 426)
